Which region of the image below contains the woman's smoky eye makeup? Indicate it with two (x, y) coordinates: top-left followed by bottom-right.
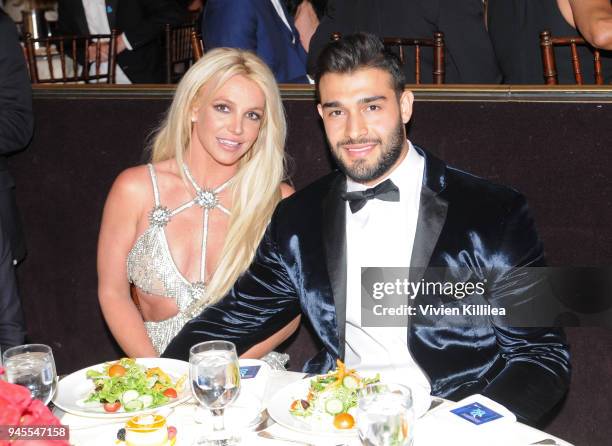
(246, 111), (262, 121)
(213, 103), (230, 113)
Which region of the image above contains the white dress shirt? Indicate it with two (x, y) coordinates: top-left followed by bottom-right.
(344, 142), (432, 416)
(82, 0), (131, 84)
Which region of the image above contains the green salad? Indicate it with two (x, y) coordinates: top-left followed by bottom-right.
(289, 360), (379, 430)
(85, 358), (185, 413)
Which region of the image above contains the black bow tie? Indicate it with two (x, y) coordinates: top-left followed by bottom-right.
(341, 179), (400, 213)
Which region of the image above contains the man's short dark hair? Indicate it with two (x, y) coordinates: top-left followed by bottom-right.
(314, 32), (406, 98)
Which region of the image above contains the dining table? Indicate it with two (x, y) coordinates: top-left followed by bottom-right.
(53, 368), (573, 446)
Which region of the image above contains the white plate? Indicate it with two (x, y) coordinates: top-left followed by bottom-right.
(267, 379), (357, 437)
(53, 357), (190, 418)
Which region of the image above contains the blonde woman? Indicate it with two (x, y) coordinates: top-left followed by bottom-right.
(97, 48), (299, 357)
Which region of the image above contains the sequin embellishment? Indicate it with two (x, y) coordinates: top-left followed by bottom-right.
(148, 206), (171, 227)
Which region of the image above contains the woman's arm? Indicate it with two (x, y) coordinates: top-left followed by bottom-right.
(240, 315), (301, 359)
(565, 0), (612, 50)
(97, 167), (158, 357)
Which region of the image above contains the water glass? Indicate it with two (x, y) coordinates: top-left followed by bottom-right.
(189, 341), (241, 446)
(356, 383), (414, 446)
(2, 344), (57, 405)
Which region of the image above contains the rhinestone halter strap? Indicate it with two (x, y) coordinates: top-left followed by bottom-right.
(181, 163), (233, 286)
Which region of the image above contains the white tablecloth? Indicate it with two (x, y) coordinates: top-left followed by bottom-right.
(54, 370), (572, 446)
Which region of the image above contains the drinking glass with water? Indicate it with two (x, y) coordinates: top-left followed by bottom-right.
(356, 383), (414, 446)
(189, 340), (241, 446)
(2, 344), (57, 405)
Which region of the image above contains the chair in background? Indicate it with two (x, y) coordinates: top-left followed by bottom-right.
(382, 33), (445, 84)
(191, 30), (204, 61)
(330, 32), (446, 84)
(24, 31), (117, 84)
(539, 30), (604, 85)
(164, 23), (196, 84)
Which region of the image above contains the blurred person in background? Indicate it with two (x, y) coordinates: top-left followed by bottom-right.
(0, 8), (29, 350)
(488, 0), (611, 84)
(0, 8), (32, 266)
(307, 0), (501, 84)
(0, 218), (25, 351)
(202, 0), (309, 83)
(57, 0), (187, 84)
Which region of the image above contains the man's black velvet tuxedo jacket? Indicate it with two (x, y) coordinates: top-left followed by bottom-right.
(164, 147), (570, 424)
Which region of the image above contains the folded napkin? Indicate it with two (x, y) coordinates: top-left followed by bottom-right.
(238, 358), (271, 404)
(415, 394), (517, 446)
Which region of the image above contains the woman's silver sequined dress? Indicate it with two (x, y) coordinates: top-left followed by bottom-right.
(126, 164), (232, 354)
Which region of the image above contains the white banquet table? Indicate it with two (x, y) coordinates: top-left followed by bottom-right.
(53, 370), (572, 446)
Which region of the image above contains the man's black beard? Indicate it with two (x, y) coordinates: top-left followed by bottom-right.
(330, 119), (406, 183)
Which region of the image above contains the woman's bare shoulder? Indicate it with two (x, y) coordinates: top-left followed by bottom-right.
(112, 160), (177, 197)
(111, 165), (154, 200)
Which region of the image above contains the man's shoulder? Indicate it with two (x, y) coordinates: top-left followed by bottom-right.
(280, 171), (341, 205)
(447, 165), (522, 198)
(272, 171), (341, 219)
(442, 162), (527, 217)
(416, 145), (523, 207)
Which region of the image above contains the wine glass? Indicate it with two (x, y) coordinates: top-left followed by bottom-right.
(189, 340), (241, 446)
(2, 344), (57, 405)
(356, 383), (414, 446)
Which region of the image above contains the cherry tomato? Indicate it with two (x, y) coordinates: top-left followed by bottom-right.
(163, 388), (178, 399)
(333, 413), (355, 430)
(103, 401), (121, 413)
(108, 364), (126, 377)
(167, 426), (177, 440)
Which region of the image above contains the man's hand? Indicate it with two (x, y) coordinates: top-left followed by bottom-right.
(115, 34), (127, 54)
(294, 0), (319, 52)
(87, 35), (127, 63)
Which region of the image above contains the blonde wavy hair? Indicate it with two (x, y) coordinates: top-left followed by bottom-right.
(150, 48), (287, 307)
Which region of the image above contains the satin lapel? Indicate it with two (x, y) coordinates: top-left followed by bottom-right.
(322, 174), (347, 360)
(407, 145), (448, 371)
(410, 185), (448, 278)
(105, 0), (118, 30)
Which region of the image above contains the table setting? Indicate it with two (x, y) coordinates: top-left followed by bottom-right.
(1, 342), (573, 446)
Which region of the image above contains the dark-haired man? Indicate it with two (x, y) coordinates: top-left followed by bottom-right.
(164, 33), (569, 424)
